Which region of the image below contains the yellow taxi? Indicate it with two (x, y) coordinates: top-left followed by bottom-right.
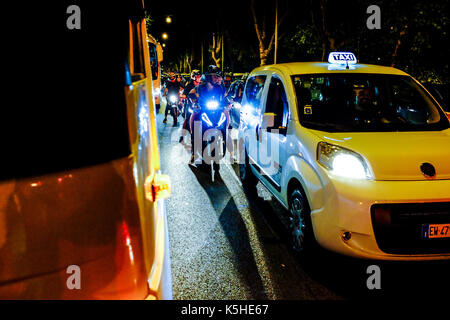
(238, 52), (450, 260)
(0, 1), (171, 298)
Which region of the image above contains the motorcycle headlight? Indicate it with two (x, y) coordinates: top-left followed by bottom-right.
(201, 113), (213, 127)
(169, 95), (177, 103)
(317, 142), (373, 180)
(218, 112), (227, 127)
(206, 101), (219, 110)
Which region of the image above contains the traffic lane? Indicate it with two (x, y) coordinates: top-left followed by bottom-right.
(156, 106), (449, 300)
(156, 108), (339, 300)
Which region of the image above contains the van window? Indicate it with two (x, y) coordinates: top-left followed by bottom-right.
(245, 75), (267, 110)
(148, 42), (159, 80)
(265, 76), (289, 128)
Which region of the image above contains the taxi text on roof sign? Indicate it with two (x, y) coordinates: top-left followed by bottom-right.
(328, 52), (357, 65)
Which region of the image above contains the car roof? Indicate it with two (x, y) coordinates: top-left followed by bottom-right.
(251, 62), (409, 77)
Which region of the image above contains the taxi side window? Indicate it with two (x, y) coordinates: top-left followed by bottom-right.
(245, 75), (267, 110)
(390, 78), (440, 124)
(265, 76), (289, 128)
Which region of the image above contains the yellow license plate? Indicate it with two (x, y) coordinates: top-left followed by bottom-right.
(422, 224), (450, 239)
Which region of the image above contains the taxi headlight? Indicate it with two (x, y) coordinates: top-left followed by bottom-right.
(317, 142), (373, 180)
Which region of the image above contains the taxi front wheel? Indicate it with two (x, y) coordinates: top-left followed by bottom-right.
(288, 189), (315, 253)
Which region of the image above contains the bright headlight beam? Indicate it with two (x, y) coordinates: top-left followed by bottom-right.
(317, 142), (372, 180)
(169, 95), (177, 103)
(206, 101), (219, 110)
(331, 153), (367, 179)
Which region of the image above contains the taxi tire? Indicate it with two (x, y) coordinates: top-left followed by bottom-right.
(239, 149), (257, 188)
(288, 188), (315, 253)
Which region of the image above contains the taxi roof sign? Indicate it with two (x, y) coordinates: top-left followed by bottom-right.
(328, 52), (357, 65)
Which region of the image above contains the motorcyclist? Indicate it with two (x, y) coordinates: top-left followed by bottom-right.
(188, 65), (229, 171)
(163, 72), (184, 124)
(179, 69), (202, 143)
(223, 73), (233, 89)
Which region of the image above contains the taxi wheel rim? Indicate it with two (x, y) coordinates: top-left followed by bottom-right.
(289, 196), (306, 251)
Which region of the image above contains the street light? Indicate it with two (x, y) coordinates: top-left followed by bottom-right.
(162, 32), (168, 40)
(165, 16), (172, 24)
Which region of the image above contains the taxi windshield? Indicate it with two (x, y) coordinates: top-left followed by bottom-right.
(292, 74), (449, 132)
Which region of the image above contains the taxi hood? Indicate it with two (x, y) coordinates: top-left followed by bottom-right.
(314, 129), (450, 181)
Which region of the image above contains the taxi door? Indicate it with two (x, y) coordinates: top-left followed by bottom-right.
(256, 74), (290, 195)
(242, 74), (269, 166)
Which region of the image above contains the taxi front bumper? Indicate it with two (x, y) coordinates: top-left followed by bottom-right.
(310, 177), (450, 261)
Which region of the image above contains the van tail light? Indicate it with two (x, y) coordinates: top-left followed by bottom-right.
(145, 173), (171, 202)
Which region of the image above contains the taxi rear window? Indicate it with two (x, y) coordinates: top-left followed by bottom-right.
(292, 74), (449, 132)
(1, 2), (132, 181)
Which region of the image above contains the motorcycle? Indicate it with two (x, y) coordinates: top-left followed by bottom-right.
(166, 93), (181, 125)
(192, 97), (229, 173)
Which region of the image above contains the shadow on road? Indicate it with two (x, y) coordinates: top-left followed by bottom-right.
(230, 164), (450, 300)
(189, 164), (269, 299)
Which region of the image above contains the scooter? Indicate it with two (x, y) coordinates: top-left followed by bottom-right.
(191, 98), (228, 174)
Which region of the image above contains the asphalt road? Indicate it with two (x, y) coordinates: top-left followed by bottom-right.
(156, 101), (450, 300)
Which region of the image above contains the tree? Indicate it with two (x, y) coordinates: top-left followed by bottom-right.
(210, 32), (223, 68)
(250, 0), (288, 66)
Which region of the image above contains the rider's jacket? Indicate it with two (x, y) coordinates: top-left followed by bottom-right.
(165, 80), (182, 96)
(183, 80), (198, 107)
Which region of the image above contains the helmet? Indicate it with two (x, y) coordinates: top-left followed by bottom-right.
(191, 69), (201, 80)
(205, 65), (223, 83)
(206, 65), (223, 78)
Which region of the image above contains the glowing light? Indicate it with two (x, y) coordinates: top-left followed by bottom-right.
(162, 33), (168, 40)
(165, 16), (172, 23)
(206, 100), (219, 110)
(317, 142), (373, 180)
(169, 95), (177, 103)
(328, 52), (357, 65)
(201, 113), (213, 127)
(331, 154), (367, 179)
(121, 222), (134, 264)
(218, 112), (227, 127)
